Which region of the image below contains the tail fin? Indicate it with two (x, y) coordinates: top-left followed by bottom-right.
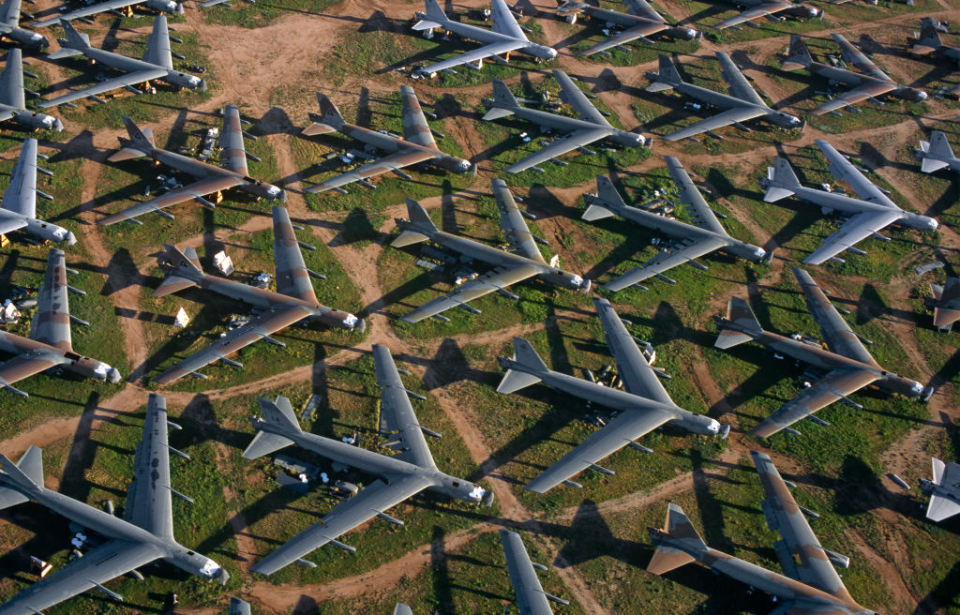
(927, 131), (955, 161)
(763, 158), (800, 202)
(647, 503), (705, 575)
(715, 296), (762, 349)
(302, 92), (344, 136)
(914, 18), (943, 54)
(412, 0), (448, 30)
(0, 446), (43, 493)
(59, 20), (91, 50)
(497, 338), (548, 394)
(392, 198), (437, 247)
(782, 35), (813, 71)
(242, 397), (301, 460)
(647, 55), (682, 92)
(107, 117), (155, 162)
(153, 244), (203, 297)
(582, 175), (624, 221)
(483, 80), (519, 120)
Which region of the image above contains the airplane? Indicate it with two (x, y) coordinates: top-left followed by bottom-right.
(928, 276), (960, 331)
(40, 17), (205, 109)
(410, 0), (557, 79)
(714, 268), (928, 439)
(646, 52), (803, 142)
(648, 450), (877, 615)
(30, 0), (183, 29)
(149, 206), (364, 385)
(0, 249), (121, 397)
(390, 182), (591, 323)
(713, 0), (820, 30)
(302, 87), (474, 194)
(497, 297), (727, 494)
(0, 138), (76, 246)
(244, 345), (493, 575)
(555, 0), (698, 57)
(920, 457), (960, 522)
(482, 69), (647, 173)
(910, 18), (960, 80)
(0, 0), (48, 47)
(781, 34), (926, 115)
(581, 157), (766, 292)
(917, 130), (960, 174)
(0, 48), (63, 131)
(500, 529), (568, 614)
(0, 394), (228, 612)
(760, 139), (937, 265)
(98, 111), (286, 225)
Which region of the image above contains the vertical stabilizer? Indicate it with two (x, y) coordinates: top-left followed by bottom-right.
(647, 503), (705, 574)
(763, 158), (800, 202)
(782, 35), (814, 71)
(302, 92), (345, 136)
(241, 397), (301, 460)
(715, 296), (763, 348)
(647, 55), (683, 92)
(497, 338), (548, 394)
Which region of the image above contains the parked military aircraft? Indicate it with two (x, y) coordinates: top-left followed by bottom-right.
(482, 70), (646, 173)
(500, 529), (568, 614)
(0, 48), (63, 131)
(150, 206), (362, 385)
(411, 0), (557, 78)
(917, 130), (960, 174)
(0, 249), (120, 396)
(98, 110), (285, 225)
(0, 139), (76, 246)
(497, 297), (727, 494)
(229, 597), (251, 615)
(303, 87), (473, 194)
(31, 0), (182, 29)
(556, 0), (698, 57)
(391, 182), (590, 323)
(713, 0), (819, 30)
(648, 450), (876, 615)
(929, 277), (960, 331)
(921, 457), (960, 522)
(0, 0), (48, 47)
(646, 52), (802, 141)
(582, 157), (765, 292)
(0, 394), (227, 612)
(245, 345), (493, 575)
(910, 17), (960, 89)
(41, 17), (204, 108)
(782, 34), (926, 115)
(715, 268), (928, 438)
(761, 139), (937, 265)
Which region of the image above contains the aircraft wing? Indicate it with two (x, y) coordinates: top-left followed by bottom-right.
(374, 344), (436, 470)
(792, 268), (879, 367)
(665, 155), (726, 235)
(716, 52), (766, 107)
(526, 406), (675, 493)
(500, 530), (554, 615)
(751, 368), (880, 438)
(153, 303), (314, 385)
(602, 235), (728, 292)
(553, 69), (611, 127)
(0, 539), (164, 613)
(493, 178), (546, 263)
(660, 106), (768, 142)
(802, 209), (902, 266)
(582, 23), (669, 56)
(715, 1), (795, 29)
(0, 349), (71, 391)
(419, 40), (528, 77)
(0, 48), (25, 110)
(594, 297), (672, 404)
(1, 138), (37, 218)
(0, 210), (28, 235)
(0, 0), (19, 28)
(830, 33), (890, 81)
(123, 394), (176, 540)
(400, 85), (438, 149)
(252, 475), (434, 575)
(30, 249), (72, 352)
(399, 263), (541, 323)
(815, 140), (893, 206)
(219, 105), (249, 176)
(810, 80), (897, 115)
(929, 458), (960, 522)
(490, 0), (528, 40)
(38, 68), (170, 109)
(31, 0), (164, 28)
(505, 127), (613, 173)
(272, 206), (318, 303)
(624, 0), (664, 22)
(306, 148), (437, 194)
(98, 174), (246, 226)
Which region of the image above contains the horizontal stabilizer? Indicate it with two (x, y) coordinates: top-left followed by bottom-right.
(646, 82), (674, 93)
(107, 148), (147, 163)
(152, 275), (197, 297)
(391, 230), (430, 248)
(241, 431), (294, 460)
(496, 369), (542, 394)
(921, 158), (950, 173)
(302, 122), (336, 137)
(582, 204), (616, 221)
(411, 19), (442, 30)
(482, 107), (514, 121)
(928, 494), (960, 522)
(763, 186), (795, 202)
(46, 48), (84, 60)
(714, 329), (752, 349)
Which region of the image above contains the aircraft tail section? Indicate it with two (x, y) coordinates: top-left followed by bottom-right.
(58, 20), (91, 51)
(647, 503), (705, 575)
(763, 158), (800, 202)
(782, 35), (813, 71)
(914, 18), (944, 54)
(922, 131), (956, 174)
(715, 296), (762, 349)
(483, 80), (519, 120)
(497, 338), (547, 394)
(242, 396), (300, 459)
(412, 0), (448, 30)
(0, 446), (43, 494)
(647, 55), (682, 92)
(107, 116), (155, 163)
(583, 175), (625, 221)
(302, 92), (344, 136)
(154, 244), (203, 296)
(392, 198), (437, 247)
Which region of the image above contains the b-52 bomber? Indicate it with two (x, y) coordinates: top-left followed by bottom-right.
(411, 0), (557, 78)
(713, 0), (820, 30)
(648, 450), (877, 615)
(0, 48), (63, 131)
(498, 297), (727, 494)
(302, 87), (473, 194)
(99, 110), (285, 225)
(244, 345), (493, 575)
(556, 0), (698, 57)
(761, 139), (937, 265)
(0, 249), (120, 397)
(0, 138), (76, 246)
(921, 457), (960, 522)
(928, 276), (960, 331)
(150, 206), (363, 385)
(500, 529), (568, 614)
(30, 0), (183, 29)
(0, 394), (228, 613)
(41, 17), (204, 109)
(910, 18), (960, 96)
(0, 0), (48, 48)
(582, 156), (765, 292)
(646, 52), (802, 142)
(483, 69), (646, 173)
(782, 34), (926, 115)
(715, 268), (928, 438)
(917, 130), (960, 175)
(391, 181), (590, 323)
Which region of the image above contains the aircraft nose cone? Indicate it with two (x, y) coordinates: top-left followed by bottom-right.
(66, 232), (78, 247)
(218, 567), (230, 586)
(108, 367), (122, 384)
